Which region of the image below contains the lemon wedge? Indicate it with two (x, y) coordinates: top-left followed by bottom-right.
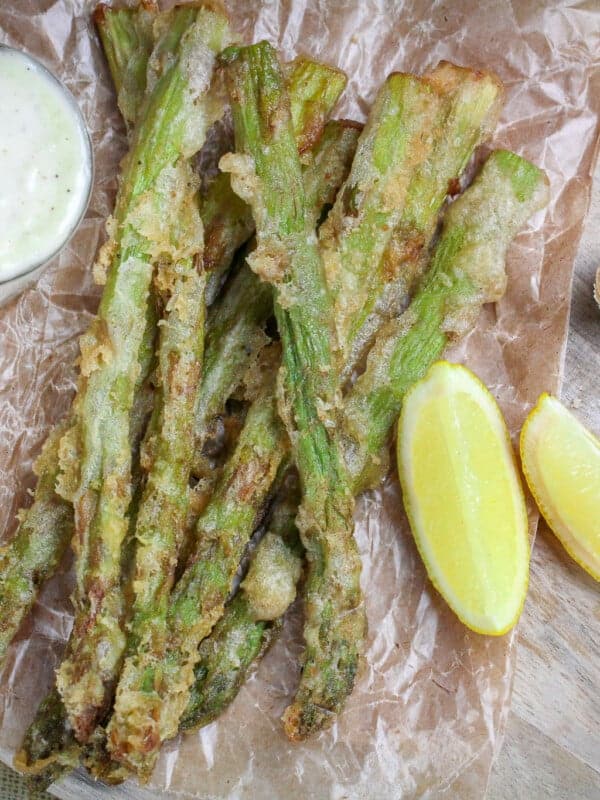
(397, 361), (529, 635)
(520, 394), (600, 581)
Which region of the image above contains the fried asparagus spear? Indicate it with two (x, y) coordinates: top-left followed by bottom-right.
(13, 313), (158, 787)
(202, 56), (347, 304)
(180, 478), (302, 732)
(107, 352), (288, 779)
(16, 487), (299, 787)
(0, 290), (157, 672)
(94, 1), (157, 129)
(123, 257), (207, 675)
(343, 148), (550, 488)
(15, 120), (360, 783)
(194, 120), (361, 474)
(183, 149), (549, 734)
(319, 62), (503, 378)
(0, 4), (163, 669)
(0, 426), (73, 664)
(220, 41), (366, 741)
(55, 5), (230, 742)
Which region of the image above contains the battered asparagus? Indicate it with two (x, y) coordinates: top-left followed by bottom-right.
(0, 290), (157, 674)
(184, 149), (549, 735)
(15, 460), (153, 793)
(343, 64), (502, 372)
(93, 9), (352, 476)
(18, 484), (299, 783)
(194, 120), (361, 475)
(193, 260), (271, 477)
(55, 5), (230, 742)
(172, 64), (502, 736)
(342, 149), (550, 489)
(94, 1), (157, 128)
(220, 41), (366, 741)
(203, 58), (348, 305)
(320, 62), (503, 376)
(13, 313), (158, 786)
(118, 120), (361, 743)
(180, 480), (301, 732)
(15, 689), (79, 792)
(318, 72), (441, 363)
(285, 57), (347, 156)
(0, 425), (73, 664)
(101, 51), (355, 776)
(15, 123), (361, 782)
(125, 255), (207, 661)
(107, 353), (287, 778)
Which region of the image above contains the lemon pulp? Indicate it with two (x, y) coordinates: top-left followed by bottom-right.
(398, 361), (529, 635)
(520, 394), (600, 581)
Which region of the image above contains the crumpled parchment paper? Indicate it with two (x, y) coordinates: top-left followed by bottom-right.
(0, 2), (599, 799)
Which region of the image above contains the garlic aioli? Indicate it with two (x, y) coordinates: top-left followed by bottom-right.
(0, 47), (92, 282)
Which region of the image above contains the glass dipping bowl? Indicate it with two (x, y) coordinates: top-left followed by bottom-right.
(0, 44), (94, 293)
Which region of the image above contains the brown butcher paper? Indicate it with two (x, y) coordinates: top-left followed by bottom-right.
(0, 1), (598, 798)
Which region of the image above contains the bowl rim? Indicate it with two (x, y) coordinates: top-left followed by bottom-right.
(0, 44), (94, 287)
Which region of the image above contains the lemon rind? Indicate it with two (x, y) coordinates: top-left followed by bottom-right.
(398, 360), (530, 636)
(520, 393), (600, 583)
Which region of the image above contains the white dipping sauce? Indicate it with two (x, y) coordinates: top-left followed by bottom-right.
(0, 47), (92, 282)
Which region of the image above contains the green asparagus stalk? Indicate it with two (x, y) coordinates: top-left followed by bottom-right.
(13, 315), (158, 786)
(97, 159), (209, 773)
(19, 481), (299, 783)
(342, 149), (550, 489)
(180, 478), (302, 732)
(125, 258), (207, 654)
(183, 149), (549, 735)
(0, 291), (157, 673)
(102, 58), (354, 779)
(201, 172), (255, 304)
(284, 57), (347, 156)
(55, 5), (230, 743)
(0, 426), (72, 663)
(203, 58), (348, 305)
(302, 119), (363, 213)
(193, 260), (272, 477)
(15, 442), (154, 793)
(319, 62), (503, 375)
(94, 1), (158, 129)
(179, 600), (281, 733)
(194, 119), (361, 476)
(14, 689), (79, 791)
(319, 71), (442, 363)
(114, 120), (361, 742)
(107, 350), (287, 779)
(220, 41), (366, 741)
(340, 62), (503, 376)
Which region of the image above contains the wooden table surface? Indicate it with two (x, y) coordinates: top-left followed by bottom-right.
(487, 163), (600, 799)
